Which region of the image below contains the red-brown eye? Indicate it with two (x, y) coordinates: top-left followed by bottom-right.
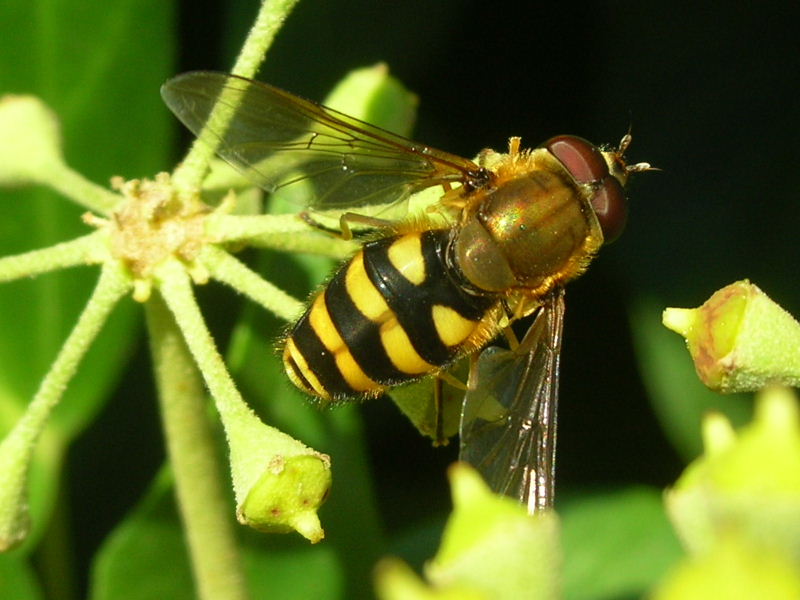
(590, 177), (627, 243)
(546, 135), (608, 183)
(546, 135), (627, 243)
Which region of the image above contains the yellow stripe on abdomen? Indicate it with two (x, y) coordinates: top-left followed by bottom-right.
(432, 304), (480, 347)
(346, 252), (391, 322)
(387, 233), (426, 285)
(379, 319), (434, 375)
(283, 338), (328, 398)
(307, 293), (381, 394)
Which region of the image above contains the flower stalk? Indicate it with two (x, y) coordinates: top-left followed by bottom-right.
(199, 245), (305, 322)
(145, 293), (249, 600)
(155, 258), (330, 542)
(0, 231), (107, 282)
(171, 0), (301, 194)
(0, 262), (130, 550)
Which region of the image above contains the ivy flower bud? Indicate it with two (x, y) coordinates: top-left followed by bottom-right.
(0, 95), (64, 185)
(666, 387), (800, 560)
(225, 407), (331, 543)
(652, 535), (800, 600)
(663, 280), (800, 393)
(238, 453), (331, 543)
(376, 463), (560, 599)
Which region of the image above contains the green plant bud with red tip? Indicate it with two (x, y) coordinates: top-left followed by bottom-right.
(238, 453), (330, 543)
(663, 280), (800, 393)
(225, 404), (331, 544)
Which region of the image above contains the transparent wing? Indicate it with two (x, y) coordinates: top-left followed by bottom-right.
(459, 290), (565, 513)
(161, 71), (481, 209)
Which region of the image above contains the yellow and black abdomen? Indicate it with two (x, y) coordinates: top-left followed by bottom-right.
(282, 229), (497, 402)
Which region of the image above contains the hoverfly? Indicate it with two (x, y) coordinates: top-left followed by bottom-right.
(161, 72), (649, 513)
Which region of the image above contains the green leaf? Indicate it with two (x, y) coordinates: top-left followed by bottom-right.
(388, 367), (465, 443)
(242, 530), (344, 600)
(0, 554), (43, 600)
(90, 470), (193, 600)
(560, 487), (683, 600)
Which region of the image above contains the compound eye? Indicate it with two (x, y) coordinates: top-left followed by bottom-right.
(546, 135), (609, 183)
(591, 177), (627, 243)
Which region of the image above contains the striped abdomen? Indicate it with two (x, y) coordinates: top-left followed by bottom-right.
(282, 229), (497, 402)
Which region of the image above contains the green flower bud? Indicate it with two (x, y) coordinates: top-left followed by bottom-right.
(375, 464), (560, 599)
(238, 453), (330, 543)
(666, 387), (800, 563)
(0, 95), (64, 185)
(652, 535), (800, 600)
(663, 280), (800, 393)
(226, 406), (331, 543)
(375, 557), (485, 600)
(323, 63), (417, 137)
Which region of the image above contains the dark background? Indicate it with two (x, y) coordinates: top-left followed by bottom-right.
(69, 0), (800, 589)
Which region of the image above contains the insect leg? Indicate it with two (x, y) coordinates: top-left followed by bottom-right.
(502, 326), (520, 351)
(338, 212), (395, 240)
(298, 210), (393, 240)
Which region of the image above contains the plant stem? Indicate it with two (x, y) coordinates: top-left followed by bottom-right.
(230, 0), (302, 79)
(1, 262), (129, 448)
(208, 213), (358, 258)
(171, 0), (301, 194)
(156, 259), (255, 426)
(45, 162), (120, 215)
(145, 292), (250, 600)
(200, 245), (304, 321)
(0, 262), (129, 549)
(0, 231), (106, 282)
